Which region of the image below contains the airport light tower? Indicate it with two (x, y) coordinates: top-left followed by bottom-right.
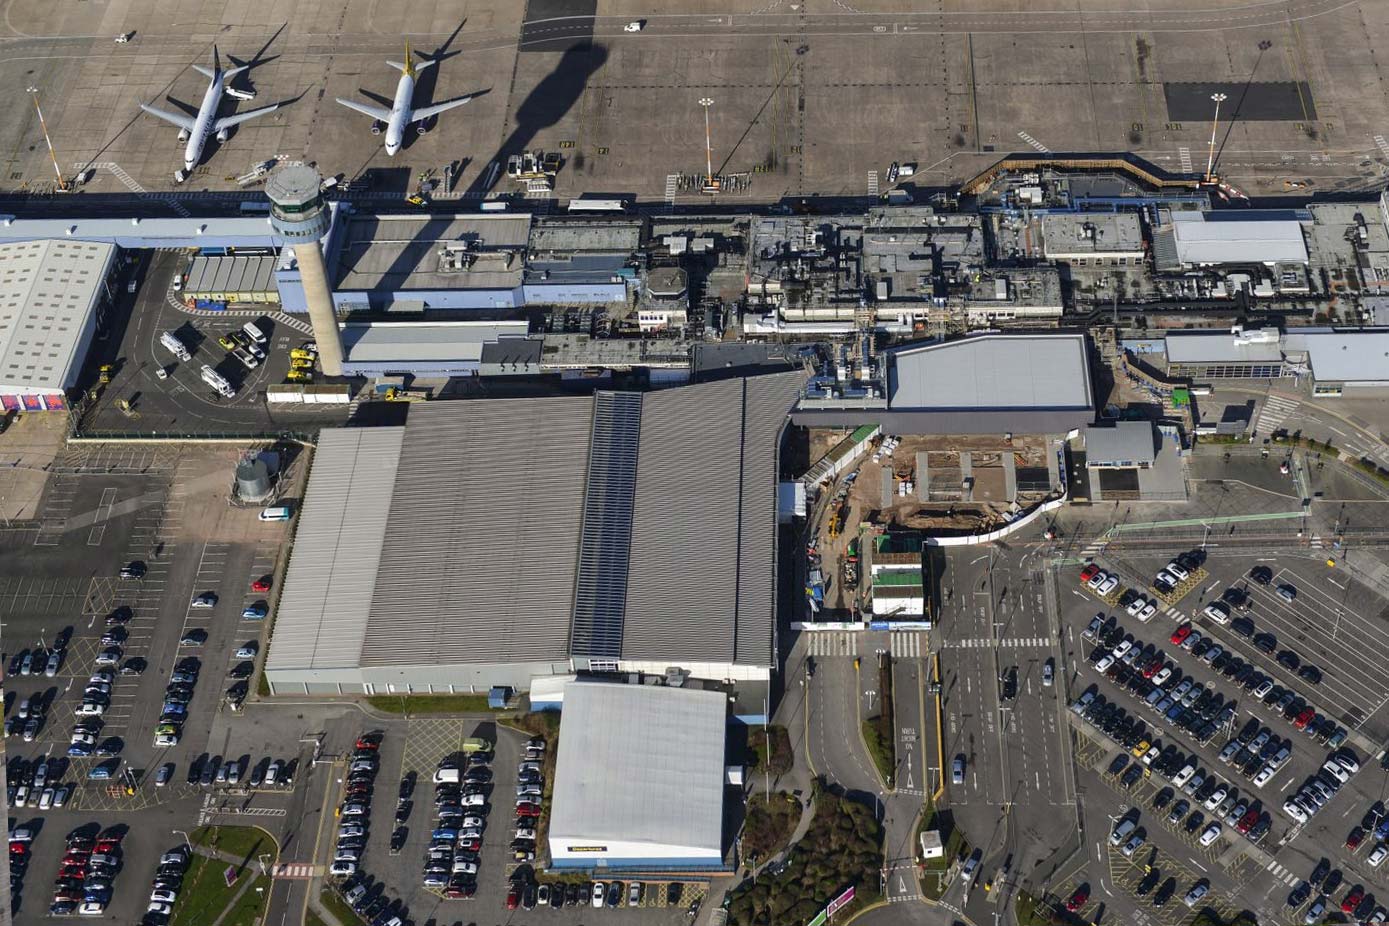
(1205, 92), (1228, 182)
(265, 165), (344, 376)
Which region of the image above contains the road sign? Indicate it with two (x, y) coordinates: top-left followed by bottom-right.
(223, 865), (238, 888)
(826, 886), (855, 917)
(806, 912), (827, 926)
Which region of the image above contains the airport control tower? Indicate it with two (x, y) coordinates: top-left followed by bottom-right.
(265, 165), (344, 377)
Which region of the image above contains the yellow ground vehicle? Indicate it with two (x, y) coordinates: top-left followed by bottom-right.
(285, 370), (312, 384)
(290, 358), (314, 371)
(98, 365), (114, 384)
(218, 335), (237, 351)
(290, 348), (316, 361)
(406, 193), (427, 207)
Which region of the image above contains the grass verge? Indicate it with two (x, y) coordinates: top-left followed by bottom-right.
(169, 855), (268, 926)
(190, 825), (275, 865)
(319, 888), (366, 925)
(366, 693), (495, 714)
(305, 912), (330, 926)
(1014, 890), (1051, 926)
(861, 720), (894, 786)
(748, 725), (793, 777)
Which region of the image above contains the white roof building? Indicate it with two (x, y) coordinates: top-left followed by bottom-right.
(0, 239), (116, 401)
(549, 682), (727, 870)
(1162, 212), (1308, 267)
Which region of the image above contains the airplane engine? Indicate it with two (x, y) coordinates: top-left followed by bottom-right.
(177, 129), (189, 142)
(216, 128), (229, 143)
(370, 121), (383, 136)
(415, 122), (430, 135)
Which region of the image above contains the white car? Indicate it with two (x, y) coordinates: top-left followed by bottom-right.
(1204, 786), (1228, 811)
(1112, 639), (1133, 660)
(1202, 603), (1230, 624)
(623, 20), (644, 31)
(1152, 666), (1173, 686)
(1166, 562), (1190, 581)
(1282, 799), (1309, 823)
(1094, 654), (1116, 673)
(1086, 572), (1108, 590)
(1141, 746), (1161, 767)
(1199, 823), (1222, 846)
(1172, 765), (1196, 789)
(1096, 576), (1119, 596)
(1139, 602), (1158, 622)
(79, 902), (107, 916)
(38, 788), (54, 810)
(190, 593), (217, 608)
(71, 731), (96, 746)
(1370, 843), (1389, 868)
(1335, 753), (1361, 775)
(1253, 764), (1276, 787)
(339, 823), (366, 838)
(154, 732), (180, 747)
(150, 889), (178, 904)
(515, 827), (537, 840)
(462, 793), (486, 807)
(329, 860), (356, 878)
(235, 643), (258, 659)
(1126, 596), (1146, 617)
(1322, 760), (1351, 784)
(75, 702), (106, 717)
(451, 859), (478, 875)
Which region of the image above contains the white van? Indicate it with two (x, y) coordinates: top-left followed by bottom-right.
(258, 506), (292, 522)
(433, 767), (461, 785)
(242, 321), (268, 344)
(1109, 817), (1137, 847)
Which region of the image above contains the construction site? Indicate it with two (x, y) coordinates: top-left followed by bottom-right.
(803, 427), (1056, 620)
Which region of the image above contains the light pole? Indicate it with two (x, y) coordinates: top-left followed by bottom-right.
(172, 829), (192, 853)
(1205, 92), (1228, 182)
(27, 87), (69, 191)
(699, 97), (717, 191)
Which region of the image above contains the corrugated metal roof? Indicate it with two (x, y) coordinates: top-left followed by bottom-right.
(570, 392), (643, 658)
(341, 321), (531, 363)
(264, 427), (404, 672)
(1084, 421), (1158, 465)
(887, 334), (1093, 412)
(0, 239), (115, 392)
(549, 683), (725, 856)
(622, 372), (805, 665)
(1171, 217), (1308, 265)
(358, 397), (594, 666)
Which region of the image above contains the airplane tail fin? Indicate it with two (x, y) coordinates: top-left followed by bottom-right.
(224, 65), (248, 79)
(413, 57), (436, 73)
(387, 39), (427, 78)
(192, 64), (216, 79)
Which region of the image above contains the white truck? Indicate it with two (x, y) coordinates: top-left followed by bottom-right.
(159, 331), (191, 362)
(200, 365), (236, 398)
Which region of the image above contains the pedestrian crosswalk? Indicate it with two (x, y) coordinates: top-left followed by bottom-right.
(271, 863), (319, 879)
(1179, 146), (1193, 173)
(942, 636), (1051, 649)
(803, 631), (927, 658)
(1254, 394), (1299, 436)
(1079, 541), (1107, 559)
(1265, 858), (1299, 887)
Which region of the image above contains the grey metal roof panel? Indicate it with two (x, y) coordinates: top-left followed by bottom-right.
(359, 397), (594, 666)
(570, 392), (643, 658)
(265, 427), (405, 672)
(1084, 421), (1158, 465)
(622, 372), (805, 665)
(887, 333), (1093, 412)
(1283, 330), (1389, 383)
(549, 682), (726, 854)
(1164, 332), (1283, 363)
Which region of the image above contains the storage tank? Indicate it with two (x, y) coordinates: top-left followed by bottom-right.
(235, 458), (272, 502)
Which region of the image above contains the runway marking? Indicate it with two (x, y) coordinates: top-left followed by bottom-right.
(1179, 146), (1193, 173)
(1017, 131), (1050, 153)
(1375, 135), (1389, 159)
(867, 170), (878, 197)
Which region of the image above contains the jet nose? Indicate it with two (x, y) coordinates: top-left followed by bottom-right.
(385, 143), (399, 157)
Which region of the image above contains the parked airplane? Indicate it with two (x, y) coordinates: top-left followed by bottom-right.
(140, 46), (282, 179)
(336, 40), (478, 156)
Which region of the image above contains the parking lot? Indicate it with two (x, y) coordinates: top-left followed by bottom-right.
(322, 718), (708, 926)
(78, 251), (350, 435)
(1049, 544), (1389, 926)
(0, 441), (301, 923)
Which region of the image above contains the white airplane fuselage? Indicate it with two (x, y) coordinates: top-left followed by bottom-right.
(184, 70), (226, 170)
(385, 71), (416, 156)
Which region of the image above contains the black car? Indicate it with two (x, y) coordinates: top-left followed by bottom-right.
(1323, 869), (1343, 895)
(389, 828), (407, 852)
(1211, 650), (1232, 672)
(1310, 858), (1330, 887)
(1153, 877), (1176, 907)
(105, 607), (133, 626)
(1120, 765), (1144, 789)
(119, 561), (146, 579)
(1249, 565), (1273, 585)
(1287, 882), (1311, 907)
(1168, 799), (1190, 824)
(1184, 810), (1206, 834)
(1298, 665), (1323, 685)
(1231, 617), (1256, 638)
(1253, 633), (1277, 654)
(522, 882), (538, 910)
(1108, 754), (1130, 776)
(1137, 869), (1162, 897)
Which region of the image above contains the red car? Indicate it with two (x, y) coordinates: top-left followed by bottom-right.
(506, 886), (521, 910)
(1347, 827), (1365, 851)
(8, 843), (26, 858)
(1343, 886), (1365, 913)
(1066, 886), (1090, 912)
(1294, 707), (1316, 730)
(445, 883), (477, 899)
(1080, 564), (1100, 583)
(1170, 624), (1192, 646)
(458, 837), (481, 853)
(1236, 810), (1259, 834)
(251, 575), (273, 593)
(1142, 659), (1163, 680)
(516, 803), (542, 818)
(355, 735), (380, 751)
(94, 839), (121, 854)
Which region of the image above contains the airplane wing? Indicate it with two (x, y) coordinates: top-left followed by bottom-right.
(410, 94), (476, 123)
(139, 103), (197, 132)
(335, 97), (392, 121)
(212, 102), (280, 132)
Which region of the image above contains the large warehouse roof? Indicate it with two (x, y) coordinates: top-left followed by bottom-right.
(1165, 329), (1285, 364)
(887, 333), (1093, 412)
(265, 372), (804, 685)
(0, 239), (115, 394)
(360, 396), (595, 666)
(1284, 330), (1389, 384)
(341, 320), (532, 363)
(264, 428), (404, 674)
(549, 683), (726, 861)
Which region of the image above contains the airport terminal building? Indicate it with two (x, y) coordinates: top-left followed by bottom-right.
(263, 372), (805, 696)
